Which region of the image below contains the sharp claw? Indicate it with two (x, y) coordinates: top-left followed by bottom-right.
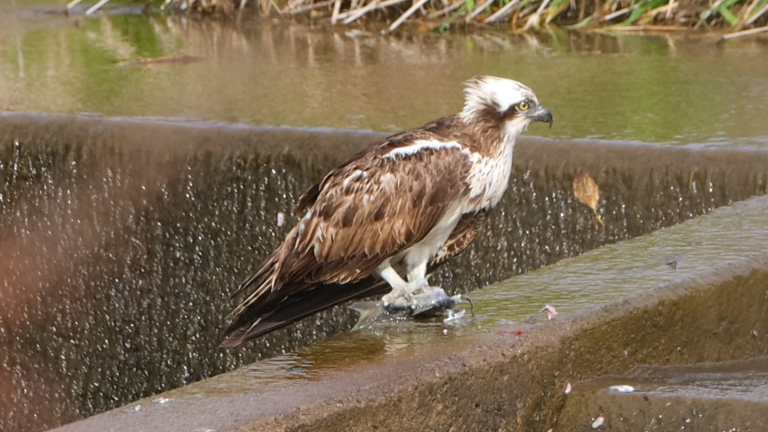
(382, 288), (414, 306)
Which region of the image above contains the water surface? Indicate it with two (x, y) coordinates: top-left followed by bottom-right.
(1, 5), (767, 147)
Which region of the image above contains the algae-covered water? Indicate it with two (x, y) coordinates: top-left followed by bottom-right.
(1, 4), (768, 147)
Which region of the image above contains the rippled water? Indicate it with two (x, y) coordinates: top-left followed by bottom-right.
(1, 4), (768, 146)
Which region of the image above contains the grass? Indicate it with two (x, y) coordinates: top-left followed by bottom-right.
(126, 0), (768, 35)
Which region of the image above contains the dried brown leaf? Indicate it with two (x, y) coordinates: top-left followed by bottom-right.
(573, 173), (604, 226)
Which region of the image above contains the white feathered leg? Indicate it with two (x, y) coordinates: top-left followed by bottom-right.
(378, 259), (427, 305)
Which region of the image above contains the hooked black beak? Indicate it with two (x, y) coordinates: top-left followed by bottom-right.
(527, 105), (553, 128)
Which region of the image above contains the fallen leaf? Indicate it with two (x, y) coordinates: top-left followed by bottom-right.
(573, 173), (604, 226)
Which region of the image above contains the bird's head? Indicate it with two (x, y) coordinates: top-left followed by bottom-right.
(459, 76), (553, 140)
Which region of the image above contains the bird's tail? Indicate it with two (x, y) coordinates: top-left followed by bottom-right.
(226, 252), (279, 321)
(220, 277), (388, 348)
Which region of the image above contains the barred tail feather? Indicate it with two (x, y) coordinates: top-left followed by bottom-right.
(220, 277), (388, 348)
(230, 252), (279, 300)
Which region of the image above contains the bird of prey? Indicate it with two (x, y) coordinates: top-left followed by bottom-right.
(221, 76), (553, 347)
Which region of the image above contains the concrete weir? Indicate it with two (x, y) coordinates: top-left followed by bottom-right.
(54, 194), (768, 432)
(1, 113), (768, 431)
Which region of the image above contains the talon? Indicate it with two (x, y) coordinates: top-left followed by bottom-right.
(382, 288), (413, 306)
(382, 291), (401, 306)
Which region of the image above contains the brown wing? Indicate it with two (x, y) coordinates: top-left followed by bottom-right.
(429, 209), (488, 268)
(222, 134), (473, 346)
(283, 147), (471, 285)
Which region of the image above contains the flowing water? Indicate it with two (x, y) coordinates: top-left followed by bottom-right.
(1, 3), (768, 432)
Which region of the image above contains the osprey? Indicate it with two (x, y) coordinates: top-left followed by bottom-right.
(221, 76), (553, 347)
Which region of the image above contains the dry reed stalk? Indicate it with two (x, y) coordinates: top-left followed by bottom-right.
(66, 0), (84, 9)
(484, 0), (521, 23)
(341, 0), (409, 23)
(387, 0), (431, 32)
(467, 0), (495, 20)
(341, 0), (379, 21)
(85, 0), (111, 15)
(289, 0), (334, 14)
(666, 0), (675, 19)
(286, 0), (308, 9)
(643, 2), (677, 20)
(331, 0), (342, 23)
(745, 2), (768, 25)
(577, 0), (587, 21)
(697, 0), (728, 27)
(721, 23), (768, 38)
(426, 0), (467, 19)
(602, 5), (630, 21)
(523, 0), (551, 29)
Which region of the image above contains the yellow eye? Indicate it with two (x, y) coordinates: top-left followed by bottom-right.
(517, 101), (530, 111)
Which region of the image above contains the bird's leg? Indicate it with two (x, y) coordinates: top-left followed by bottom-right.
(378, 262), (415, 306)
(406, 261), (430, 296)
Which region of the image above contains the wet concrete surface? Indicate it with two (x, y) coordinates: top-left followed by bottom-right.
(558, 357), (768, 431)
(1, 113), (768, 430)
(51, 194), (768, 432)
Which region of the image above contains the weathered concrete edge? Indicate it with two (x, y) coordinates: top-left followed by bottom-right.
(52, 198), (768, 432)
(5, 111), (768, 209)
(21, 113), (766, 431)
(248, 254), (768, 432)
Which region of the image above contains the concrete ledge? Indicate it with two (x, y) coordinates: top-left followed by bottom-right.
(558, 356), (768, 431)
(3, 113), (768, 430)
(54, 194), (768, 432)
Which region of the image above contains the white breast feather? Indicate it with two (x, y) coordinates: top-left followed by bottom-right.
(465, 136), (516, 211)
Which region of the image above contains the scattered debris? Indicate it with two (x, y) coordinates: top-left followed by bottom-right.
(592, 416), (605, 429)
(565, 382), (572, 395)
(573, 173), (604, 226)
(664, 254), (683, 269)
(444, 309), (467, 323)
(344, 29), (372, 38)
(608, 385), (635, 393)
(496, 329), (524, 336)
(116, 55), (205, 67)
(541, 304), (558, 320)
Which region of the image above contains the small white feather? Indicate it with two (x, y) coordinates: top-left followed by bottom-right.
(383, 139), (468, 159)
